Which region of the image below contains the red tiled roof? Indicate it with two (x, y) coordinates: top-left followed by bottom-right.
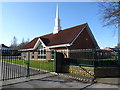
(21, 23), (87, 49)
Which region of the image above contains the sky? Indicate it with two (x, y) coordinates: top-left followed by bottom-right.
(0, 2), (118, 48)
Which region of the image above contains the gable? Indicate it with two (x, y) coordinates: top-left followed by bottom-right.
(69, 27), (99, 49)
(34, 38), (46, 50)
(20, 38), (46, 51)
(35, 42), (44, 50)
(86, 25), (99, 48)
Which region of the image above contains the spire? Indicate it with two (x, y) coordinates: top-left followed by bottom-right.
(56, 4), (59, 19)
(53, 4), (61, 34)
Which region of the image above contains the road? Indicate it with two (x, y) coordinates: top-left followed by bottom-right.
(1, 72), (119, 89)
(0, 62), (119, 89)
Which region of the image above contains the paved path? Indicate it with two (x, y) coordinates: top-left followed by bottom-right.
(1, 72), (119, 89)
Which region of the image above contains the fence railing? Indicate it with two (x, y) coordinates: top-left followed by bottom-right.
(0, 50), (26, 81)
(0, 49), (119, 80)
(61, 49), (119, 67)
(0, 50), (55, 81)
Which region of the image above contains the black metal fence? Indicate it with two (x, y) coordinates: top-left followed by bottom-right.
(0, 50), (54, 81)
(1, 49), (120, 80)
(1, 50), (26, 81)
(62, 49), (119, 67)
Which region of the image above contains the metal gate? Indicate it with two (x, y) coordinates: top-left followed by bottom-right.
(0, 50), (54, 81)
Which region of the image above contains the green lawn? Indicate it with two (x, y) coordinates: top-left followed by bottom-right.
(3, 59), (54, 72)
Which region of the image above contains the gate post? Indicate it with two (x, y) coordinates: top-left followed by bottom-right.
(0, 50), (2, 86)
(54, 52), (64, 73)
(118, 50), (120, 67)
(26, 51), (30, 77)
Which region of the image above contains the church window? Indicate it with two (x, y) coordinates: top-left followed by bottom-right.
(51, 49), (55, 59)
(38, 49), (46, 59)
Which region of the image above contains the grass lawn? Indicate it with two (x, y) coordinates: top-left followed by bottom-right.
(2, 59), (54, 72)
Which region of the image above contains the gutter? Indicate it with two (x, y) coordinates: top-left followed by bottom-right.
(47, 44), (71, 48)
(19, 48), (33, 51)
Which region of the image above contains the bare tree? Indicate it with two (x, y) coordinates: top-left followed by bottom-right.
(10, 36), (18, 49)
(22, 38), (25, 44)
(98, 1), (120, 27)
(115, 43), (120, 48)
(10, 36), (30, 49)
(18, 38), (30, 49)
(98, 1), (120, 46)
(26, 38), (30, 43)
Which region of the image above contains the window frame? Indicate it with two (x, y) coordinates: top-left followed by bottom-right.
(38, 48), (46, 59)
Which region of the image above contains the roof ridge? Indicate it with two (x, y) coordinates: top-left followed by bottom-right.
(35, 33), (53, 39)
(61, 23), (87, 31)
(35, 23), (87, 39)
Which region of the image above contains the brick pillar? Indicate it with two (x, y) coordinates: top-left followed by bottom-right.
(34, 52), (38, 60)
(26, 52), (28, 60)
(30, 52), (32, 60)
(46, 48), (51, 61)
(118, 50), (120, 65)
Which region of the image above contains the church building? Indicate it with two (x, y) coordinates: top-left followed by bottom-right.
(20, 5), (99, 60)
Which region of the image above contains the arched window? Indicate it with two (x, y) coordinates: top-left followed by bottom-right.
(38, 48), (46, 59)
(36, 42), (44, 50)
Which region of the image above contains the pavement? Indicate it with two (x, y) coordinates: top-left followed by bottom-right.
(1, 62), (120, 89)
(1, 71), (120, 89)
(96, 78), (120, 85)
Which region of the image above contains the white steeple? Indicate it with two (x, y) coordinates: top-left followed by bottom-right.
(53, 4), (61, 34)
